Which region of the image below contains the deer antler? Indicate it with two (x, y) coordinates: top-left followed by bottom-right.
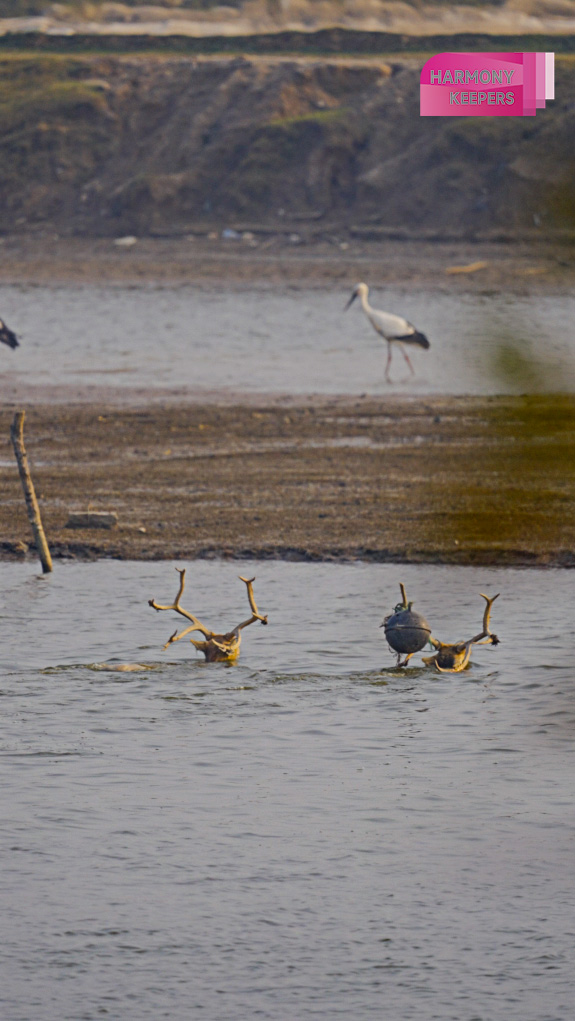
(149, 568), (215, 648)
(224, 576), (269, 638)
(468, 592), (500, 645)
(238, 576), (268, 624)
(149, 570), (268, 660)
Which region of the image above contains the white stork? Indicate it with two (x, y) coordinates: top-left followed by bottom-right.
(0, 318), (19, 350)
(345, 282), (429, 381)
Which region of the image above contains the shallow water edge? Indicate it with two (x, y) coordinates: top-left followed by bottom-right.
(1, 560), (573, 1021)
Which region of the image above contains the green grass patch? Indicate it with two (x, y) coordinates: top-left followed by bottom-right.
(0, 81), (107, 124)
(0, 58), (109, 131)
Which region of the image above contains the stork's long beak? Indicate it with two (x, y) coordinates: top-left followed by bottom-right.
(344, 292), (357, 311)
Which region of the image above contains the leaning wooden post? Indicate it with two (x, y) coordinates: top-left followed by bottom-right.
(10, 410), (53, 574)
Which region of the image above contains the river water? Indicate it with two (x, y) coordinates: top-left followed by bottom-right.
(2, 283), (575, 397)
(1, 560), (573, 1020)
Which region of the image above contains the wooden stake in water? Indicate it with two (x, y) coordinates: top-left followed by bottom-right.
(10, 410), (53, 574)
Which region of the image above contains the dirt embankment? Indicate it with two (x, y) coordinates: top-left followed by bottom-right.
(1, 52), (574, 240)
(2, 396), (575, 566)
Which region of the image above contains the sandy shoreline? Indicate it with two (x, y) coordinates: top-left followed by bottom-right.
(2, 394), (574, 567)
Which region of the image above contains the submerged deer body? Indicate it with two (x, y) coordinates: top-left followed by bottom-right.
(149, 569), (268, 663)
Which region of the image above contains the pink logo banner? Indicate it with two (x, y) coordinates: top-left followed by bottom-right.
(420, 52), (555, 117)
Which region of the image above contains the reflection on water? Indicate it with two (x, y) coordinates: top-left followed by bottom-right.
(0, 561), (573, 1020)
(2, 283), (575, 395)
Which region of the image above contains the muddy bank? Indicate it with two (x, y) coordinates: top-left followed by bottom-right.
(2, 395), (574, 566)
(1, 52), (574, 241)
(1, 234), (574, 294)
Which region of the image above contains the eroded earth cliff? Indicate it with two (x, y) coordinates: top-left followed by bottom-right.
(1, 53), (573, 237)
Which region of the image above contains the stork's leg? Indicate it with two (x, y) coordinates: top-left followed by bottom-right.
(399, 344), (415, 375)
(384, 341), (393, 382)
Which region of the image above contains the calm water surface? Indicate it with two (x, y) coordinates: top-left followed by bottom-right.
(1, 560), (573, 1020)
(2, 283), (575, 395)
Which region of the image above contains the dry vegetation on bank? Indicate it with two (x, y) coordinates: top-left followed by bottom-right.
(3, 0), (575, 37)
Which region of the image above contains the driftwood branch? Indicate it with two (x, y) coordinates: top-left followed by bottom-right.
(149, 569), (268, 662)
(10, 410), (53, 574)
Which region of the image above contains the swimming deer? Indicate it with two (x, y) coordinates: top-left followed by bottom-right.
(149, 569), (268, 663)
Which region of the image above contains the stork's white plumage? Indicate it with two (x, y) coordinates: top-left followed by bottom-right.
(345, 282), (429, 381)
(0, 318), (19, 350)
